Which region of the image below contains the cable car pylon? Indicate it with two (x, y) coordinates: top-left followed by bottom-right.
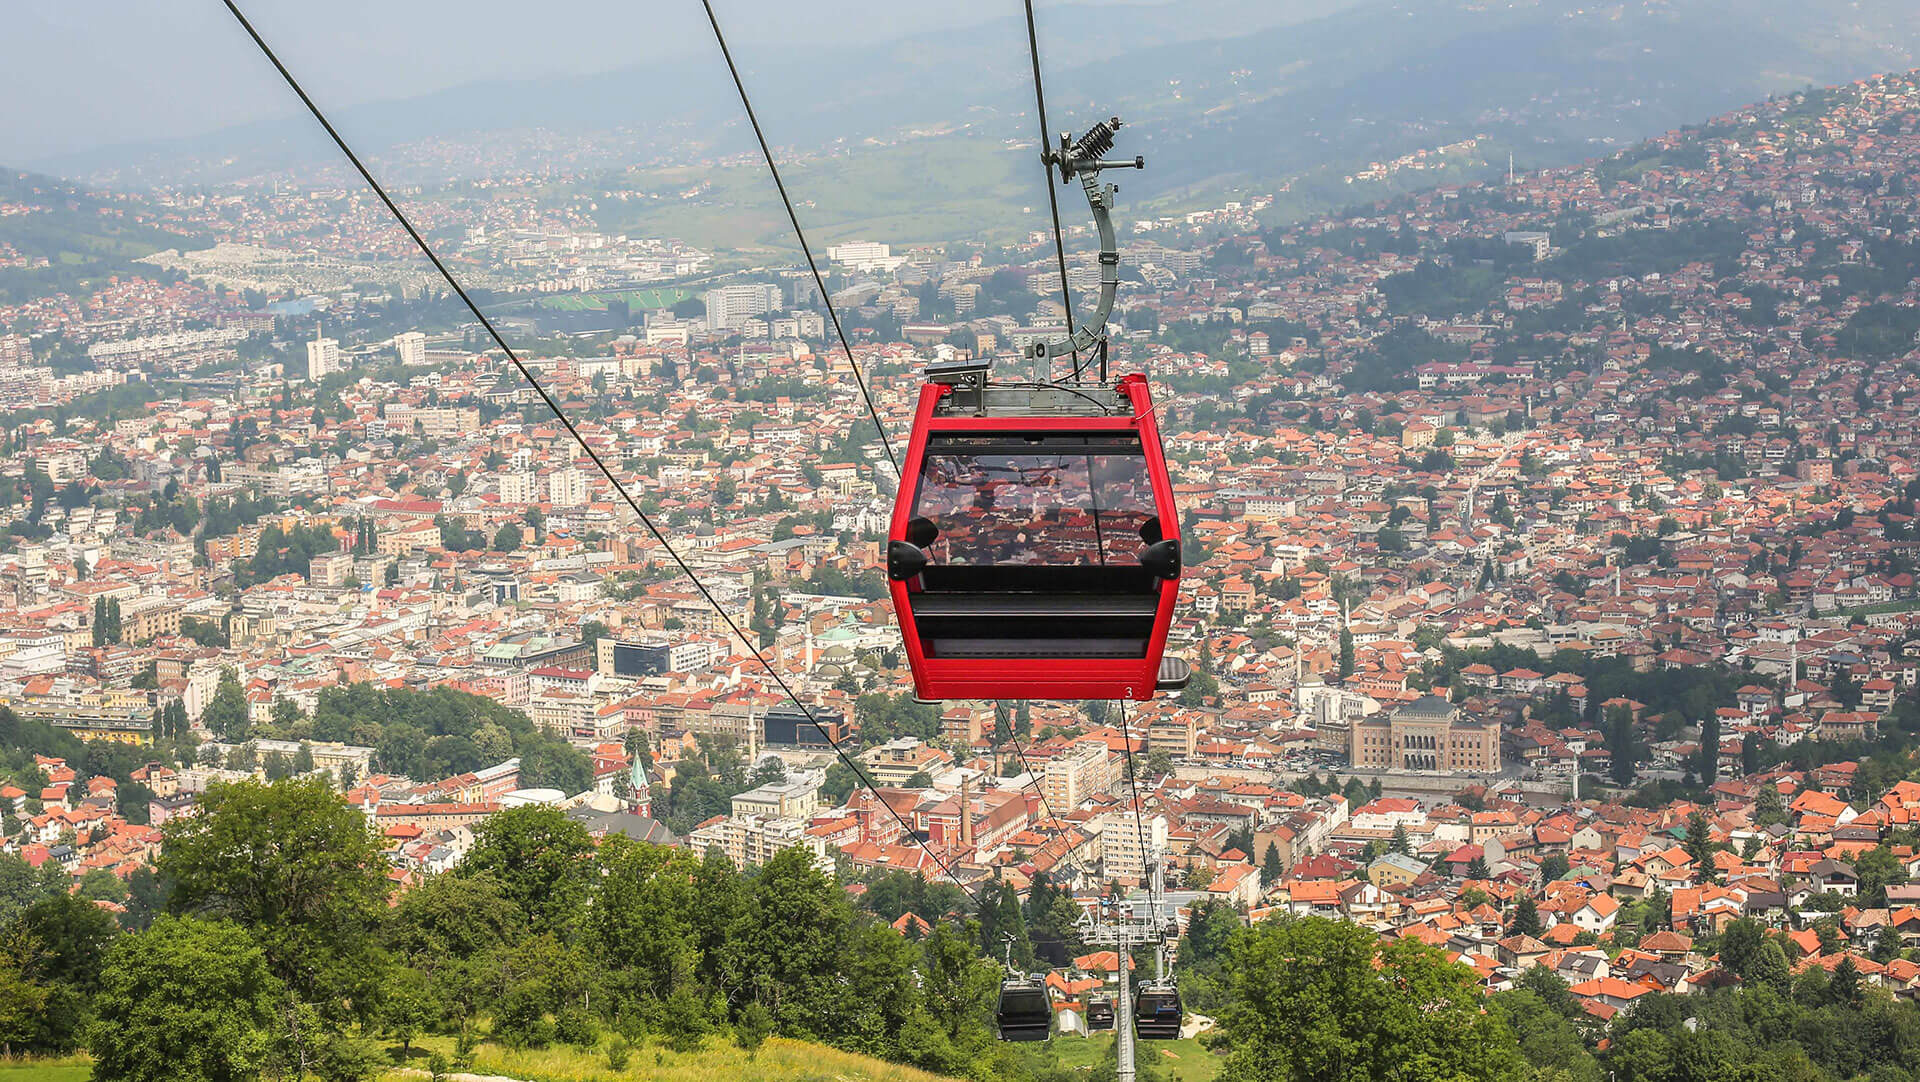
(1072, 847), (1180, 1078)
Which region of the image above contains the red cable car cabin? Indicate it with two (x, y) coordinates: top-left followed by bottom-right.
(887, 365), (1188, 702)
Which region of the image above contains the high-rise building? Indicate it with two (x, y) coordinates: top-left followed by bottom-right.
(1098, 811), (1168, 884)
(548, 467), (588, 508)
(0, 334), (32, 369)
(392, 331), (427, 366)
(703, 283), (782, 332)
(1044, 739), (1115, 812)
(499, 471), (540, 505)
(306, 326), (341, 381)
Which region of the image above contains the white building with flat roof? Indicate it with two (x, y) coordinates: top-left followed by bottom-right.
(392, 331), (427, 366)
(703, 283), (782, 332)
(306, 330), (342, 381)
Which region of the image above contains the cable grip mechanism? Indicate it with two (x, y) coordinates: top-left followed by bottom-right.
(1028, 116), (1146, 365)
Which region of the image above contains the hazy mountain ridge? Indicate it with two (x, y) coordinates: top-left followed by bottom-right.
(19, 0), (1920, 243)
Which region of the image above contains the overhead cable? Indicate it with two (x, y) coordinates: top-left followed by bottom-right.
(219, 0), (977, 904)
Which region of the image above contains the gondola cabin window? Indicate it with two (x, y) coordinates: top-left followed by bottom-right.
(912, 433), (1155, 569)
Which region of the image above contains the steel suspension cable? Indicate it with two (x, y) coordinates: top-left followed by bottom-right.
(219, 0), (974, 904)
(699, 0), (900, 478)
(1002, 725), (1099, 889)
(1022, 0), (1083, 379)
(1115, 699), (1155, 903)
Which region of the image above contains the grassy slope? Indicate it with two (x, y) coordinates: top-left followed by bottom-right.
(0, 1055), (91, 1082)
(0, 168), (209, 304)
(590, 136), (1033, 254)
(379, 1035), (962, 1082)
(1027, 1033), (1223, 1082)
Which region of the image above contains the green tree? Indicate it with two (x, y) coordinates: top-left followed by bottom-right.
(375, 965), (438, 1058)
(158, 777), (388, 1009)
(1510, 894), (1542, 937)
(1606, 1026), (1673, 1082)
(0, 855), (52, 926)
(1717, 918), (1768, 981)
(1608, 704), (1640, 786)
(1697, 713), (1721, 784)
(1390, 823), (1412, 856)
(492, 522), (523, 552)
(77, 867), (129, 904)
(1854, 844), (1906, 906)
(1219, 916), (1523, 1082)
(736, 1000), (773, 1057)
(579, 619), (610, 654)
(88, 916), (278, 1082)
(269, 697), (305, 734)
(386, 871), (520, 972)
(1262, 842), (1285, 884)
(1683, 810), (1716, 882)
(1829, 956), (1862, 1004)
(585, 839), (700, 1009)
(200, 667), (250, 742)
(92, 596), (124, 646)
(918, 919), (995, 1052)
(458, 804), (596, 938)
(1494, 985), (1601, 1082)
(0, 928), (50, 1058)
(658, 983), (712, 1052)
(722, 847), (855, 1039)
(1748, 939), (1791, 995)
(470, 722), (513, 763)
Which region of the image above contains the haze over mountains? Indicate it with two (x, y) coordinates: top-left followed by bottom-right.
(23, 0), (1920, 210)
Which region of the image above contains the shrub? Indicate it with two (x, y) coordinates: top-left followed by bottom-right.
(736, 1001), (773, 1057)
(554, 1003), (597, 1048)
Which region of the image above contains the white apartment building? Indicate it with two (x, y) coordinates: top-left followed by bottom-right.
(769, 312), (826, 339)
(731, 778), (819, 820)
(703, 283), (782, 332)
(825, 241), (906, 273)
(686, 813), (830, 870)
(499, 471), (540, 505)
(1097, 811), (1168, 885)
(392, 331), (427, 366)
(306, 331), (342, 381)
(1044, 739), (1116, 812)
(0, 632), (66, 681)
(548, 467), (588, 508)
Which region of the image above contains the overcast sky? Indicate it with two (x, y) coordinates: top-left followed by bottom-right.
(4, 0), (1192, 163)
(5, 1), (1019, 162)
(5, 0), (1376, 166)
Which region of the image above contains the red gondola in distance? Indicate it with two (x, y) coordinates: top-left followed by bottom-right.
(886, 365), (1188, 702)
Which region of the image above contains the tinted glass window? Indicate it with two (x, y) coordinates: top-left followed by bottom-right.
(911, 433), (1154, 567)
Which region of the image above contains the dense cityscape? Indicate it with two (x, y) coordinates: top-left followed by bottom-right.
(8, 45), (1920, 1082)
